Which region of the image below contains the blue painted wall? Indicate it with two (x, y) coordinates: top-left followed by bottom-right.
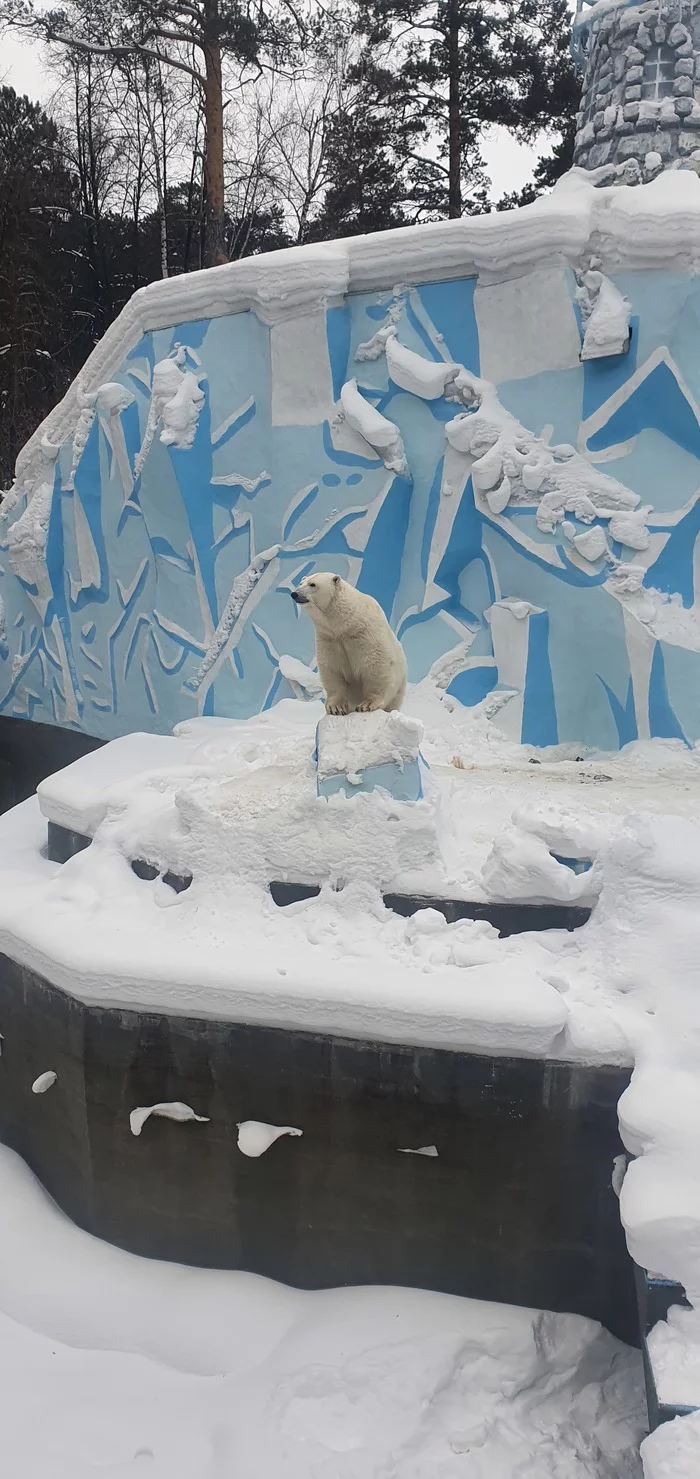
(1, 263), (699, 749)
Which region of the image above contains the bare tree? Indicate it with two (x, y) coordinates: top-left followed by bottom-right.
(59, 49), (124, 327)
(256, 75), (333, 243)
(3, 0), (291, 266)
(117, 54), (195, 278)
(234, 29), (360, 245)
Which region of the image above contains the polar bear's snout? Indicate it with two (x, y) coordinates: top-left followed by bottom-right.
(290, 589), (308, 604)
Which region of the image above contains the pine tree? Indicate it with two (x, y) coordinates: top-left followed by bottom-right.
(355, 0), (579, 218)
(0, 86), (85, 484)
(308, 63), (410, 239)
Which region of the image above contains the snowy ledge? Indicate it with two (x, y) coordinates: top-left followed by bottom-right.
(0, 799), (572, 1061)
(13, 169), (700, 484)
(1, 688), (700, 1068)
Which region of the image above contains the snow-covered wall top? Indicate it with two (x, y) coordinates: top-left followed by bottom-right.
(2, 168), (700, 749)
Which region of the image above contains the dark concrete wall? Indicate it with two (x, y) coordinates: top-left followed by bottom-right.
(0, 715), (103, 813)
(0, 955), (636, 1342)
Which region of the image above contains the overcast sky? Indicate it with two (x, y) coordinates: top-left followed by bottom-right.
(2, 30), (542, 202)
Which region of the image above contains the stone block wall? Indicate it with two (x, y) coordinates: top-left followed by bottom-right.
(573, 0), (700, 182)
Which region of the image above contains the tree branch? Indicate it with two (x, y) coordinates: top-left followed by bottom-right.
(48, 31), (205, 87)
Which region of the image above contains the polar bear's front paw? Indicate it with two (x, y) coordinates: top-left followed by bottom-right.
(356, 698), (383, 712)
(326, 696), (349, 716)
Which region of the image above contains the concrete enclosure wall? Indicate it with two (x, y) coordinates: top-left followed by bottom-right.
(2, 222), (700, 749)
(0, 955), (636, 1344)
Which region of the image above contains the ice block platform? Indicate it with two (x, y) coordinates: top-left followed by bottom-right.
(315, 710), (427, 801)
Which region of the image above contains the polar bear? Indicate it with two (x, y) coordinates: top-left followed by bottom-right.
(291, 572), (407, 715)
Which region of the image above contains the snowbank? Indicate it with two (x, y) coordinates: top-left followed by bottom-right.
(37, 730), (204, 836)
(0, 1142), (645, 1478)
(641, 1411), (700, 1478)
(9, 684), (700, 1463)
(4, 683), (700, 1062)
(528, 807), (700, 1436)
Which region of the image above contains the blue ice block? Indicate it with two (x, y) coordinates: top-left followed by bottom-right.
(314, 712), (427, 801)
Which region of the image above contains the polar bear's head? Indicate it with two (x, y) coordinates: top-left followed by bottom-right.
(291, 571), (342, 614)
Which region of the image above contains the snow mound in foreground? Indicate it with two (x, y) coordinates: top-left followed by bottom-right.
(0, 1141), (645, 1478)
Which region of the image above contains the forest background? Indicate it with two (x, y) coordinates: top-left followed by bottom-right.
(0, 0), (580, 483)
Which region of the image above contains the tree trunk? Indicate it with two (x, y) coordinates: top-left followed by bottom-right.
(158, 71), (169, 279)
(183, 107), (202, 272)
(142, 68), (169, 278)
(447, 0), (462, 218)
(202, 33), (227, 268)
(147, 117), (169, 278)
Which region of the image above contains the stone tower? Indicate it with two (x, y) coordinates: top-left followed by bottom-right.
(572, 0), (700, 183)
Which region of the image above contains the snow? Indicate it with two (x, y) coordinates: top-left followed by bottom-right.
(89, 381), (135, 415)
(338, 379), (408, 475)
(316, 710), (423, 781)
(646, 1304), (700, 1408)
(37, 730), (205, 836)
(277, 654), (323, 698)
(129, 1102), (210, 1137)
(482, 820), (600, 905)
(136, 348), (206, 468)
(11, 698), (700, 1466)
(0, 1141), (645, 1478)
(579, 274), (631, 362)
(31, 1070), (57, 1094)
(612, 1155), (627, 1199)
(640, 1411), (700, 1478)
(548, 810), (700, 1428)
(236, 1121), (303, 1157)
(572, 525), (611, 561)
(2, 786), (51, 857)
(608, 509), (652, 552)
(385, 329), (459, 400)
(439, 365), (641, 546)
(4, 474), (55, 591)
(605, 569), (700, 654)
(185, 548), (280, 696)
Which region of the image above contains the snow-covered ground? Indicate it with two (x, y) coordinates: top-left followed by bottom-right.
(0, 1140), (646, 1478)
(3, 677), (696, 1063)
(2, 677), (700, 1467)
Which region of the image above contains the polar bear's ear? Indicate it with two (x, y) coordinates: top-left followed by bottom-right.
(333, 574), (340, 585)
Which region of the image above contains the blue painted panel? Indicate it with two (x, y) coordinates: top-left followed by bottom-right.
(447, 665), (497, 707)
(649, 643), (688, 745)
(356, 475), (412, 619)
(582, 320), (639, 423)
(2, 265), (700, 749)
(414, 279), (480, 371)
(326, 305), (351, 400)
(318, 757), (424, 801)
(588, 360), (700, 460)
(500, 367), (583, 448)
(598, 674), (638, 748)
(521, 611), (558, 748)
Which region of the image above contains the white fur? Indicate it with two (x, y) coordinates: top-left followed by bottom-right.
(294, 573), (407, 715)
